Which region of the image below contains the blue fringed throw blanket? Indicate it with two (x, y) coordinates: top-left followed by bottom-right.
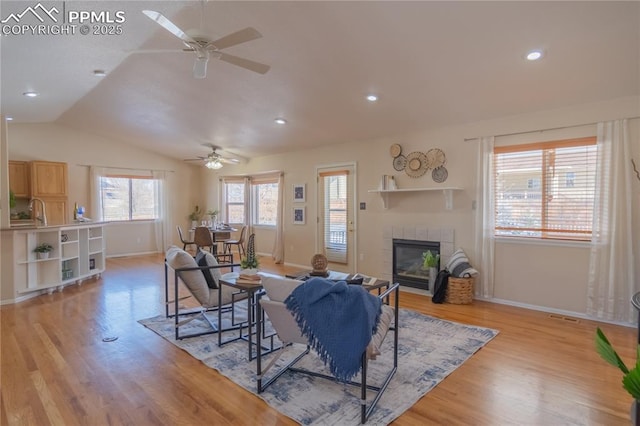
(284, 277), (382, 382)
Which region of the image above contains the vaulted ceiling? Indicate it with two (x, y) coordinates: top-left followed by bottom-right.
(2, 1), (638, 163)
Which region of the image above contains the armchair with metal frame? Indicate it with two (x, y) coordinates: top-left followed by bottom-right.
(164, 246), (246, 340)
(256, 279), (400, 424)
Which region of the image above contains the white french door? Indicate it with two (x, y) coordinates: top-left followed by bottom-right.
(316, 164), (356, 272)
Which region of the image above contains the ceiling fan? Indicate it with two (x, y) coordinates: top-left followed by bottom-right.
(184, 144), (241, 169)
(141, 6), (270, 78)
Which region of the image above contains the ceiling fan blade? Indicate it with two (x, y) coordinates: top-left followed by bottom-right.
(220, 157), (240, 164)
(218, 52), (270, 74)
(211, 27), (262, 50)
(142, 10), (197, 44)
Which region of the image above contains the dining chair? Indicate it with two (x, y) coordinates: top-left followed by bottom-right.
(223, 225), (247, 258)
(194, 226), (216, 253)
(177, 226), (196, 252)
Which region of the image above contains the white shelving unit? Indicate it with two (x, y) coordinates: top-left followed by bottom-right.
(368, 187), (463, 210)
(5, 223), (106, 296)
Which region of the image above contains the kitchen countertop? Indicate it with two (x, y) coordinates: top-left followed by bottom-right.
(1, 221), (107, 231)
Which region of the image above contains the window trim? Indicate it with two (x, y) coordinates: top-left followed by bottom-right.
(251, 179), (278, 227)
(100, 174), (159, 222)
(493, 136), (596, 241)
(223, 179), (247, 225)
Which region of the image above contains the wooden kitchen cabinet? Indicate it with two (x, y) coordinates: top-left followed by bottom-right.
(31, 161), (68, 198)
(8, 160), (30, 198)
(32, 198), (67, 226)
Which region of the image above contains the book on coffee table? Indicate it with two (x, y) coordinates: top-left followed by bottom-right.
(236, 274), (262, 285)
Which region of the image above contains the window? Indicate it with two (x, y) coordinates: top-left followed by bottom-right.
(252, 181), (278, 226)
(225, 182), (245, 224)
(494, 137), (596, 240)
(100, 176), (158, 221)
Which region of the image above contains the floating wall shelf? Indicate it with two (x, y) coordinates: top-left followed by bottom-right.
(368, 187), (463, 210)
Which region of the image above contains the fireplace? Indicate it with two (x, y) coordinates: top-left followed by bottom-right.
(392, 239), (440, 290)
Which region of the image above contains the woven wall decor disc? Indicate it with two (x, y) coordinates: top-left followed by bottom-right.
(426, 148), (446, 169)
(390, 143), (402, 158)
(432, 166), (448, 183)
(393, 155), (407, 171)
(405, 151), (428, 178)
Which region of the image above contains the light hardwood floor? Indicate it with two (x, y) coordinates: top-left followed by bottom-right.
(1, 253), (635, 425)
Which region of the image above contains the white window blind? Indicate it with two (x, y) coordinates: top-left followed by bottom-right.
(320, 170), (348, 263)
(223, 179), (246, 224)
(494, 137), (596, 240)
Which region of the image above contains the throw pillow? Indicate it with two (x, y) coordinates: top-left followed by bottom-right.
(446, 248), (479, 278)
(195, 249), (222, 289)
(165, 246), (210, 305)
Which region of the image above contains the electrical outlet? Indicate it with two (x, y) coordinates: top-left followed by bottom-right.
(137, 237), (141, 244)
(359, 253), (364, 261)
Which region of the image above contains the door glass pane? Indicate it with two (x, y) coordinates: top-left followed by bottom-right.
(323, 174), (347, 263)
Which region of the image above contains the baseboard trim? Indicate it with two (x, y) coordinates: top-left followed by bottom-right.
(0, 292), (40, 306)
(476, 296), (634, 328)
(106, 251), (160, 259)
(282, 261), (312, 271)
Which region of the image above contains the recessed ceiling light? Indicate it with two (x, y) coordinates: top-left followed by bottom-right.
(23, 91), (39, 98)
(366, 94), (378, 102)
(93, 69), (107, 77)
(274, 118), (287, 125)
(6, 117), (13, 121)
(526, 50), (543, 61)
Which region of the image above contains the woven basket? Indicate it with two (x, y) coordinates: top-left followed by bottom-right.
(445, 276), (474, 304)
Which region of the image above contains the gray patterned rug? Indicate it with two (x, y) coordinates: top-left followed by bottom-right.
(139, 308), (498, 425)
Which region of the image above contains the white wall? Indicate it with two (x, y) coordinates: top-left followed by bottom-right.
(201, 96), (640, 320)
(5, 122), (203, 255)
(4, 96), (638, 318)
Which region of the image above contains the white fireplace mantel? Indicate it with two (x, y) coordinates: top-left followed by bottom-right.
(368, 187), (463, 210)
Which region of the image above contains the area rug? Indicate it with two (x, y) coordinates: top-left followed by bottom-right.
(139, 308), (498, 425)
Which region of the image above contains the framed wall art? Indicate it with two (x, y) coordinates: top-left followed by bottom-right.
(293, 207), (306, 225)
(293, 184), (306, 202)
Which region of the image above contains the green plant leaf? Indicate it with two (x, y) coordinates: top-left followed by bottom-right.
(623, 365), (640, 400)
(595, 327), (629, 374)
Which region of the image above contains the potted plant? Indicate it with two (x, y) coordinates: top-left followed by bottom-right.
(34, 242), (54, 260)
(9, 190), (17, 220)
(188, 205), (202, 228)
(422, 250), (440, 284)
(9, 189), (16, 210)
(595, 327), (640, 423)
(240, 233), (259, 274)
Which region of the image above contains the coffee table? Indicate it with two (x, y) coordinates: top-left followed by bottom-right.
(217, 272), (281, 361)
(218, 271), (392, 361)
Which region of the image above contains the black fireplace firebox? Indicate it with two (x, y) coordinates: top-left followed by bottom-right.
(392, 239), (440, 290)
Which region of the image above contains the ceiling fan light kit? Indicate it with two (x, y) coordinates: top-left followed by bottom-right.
(205, 158), (223, 169)
(193, 54), (209, 79)
(184, 143), (240, 169)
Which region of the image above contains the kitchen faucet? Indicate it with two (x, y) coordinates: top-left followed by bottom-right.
(28, 198), (47, 227)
